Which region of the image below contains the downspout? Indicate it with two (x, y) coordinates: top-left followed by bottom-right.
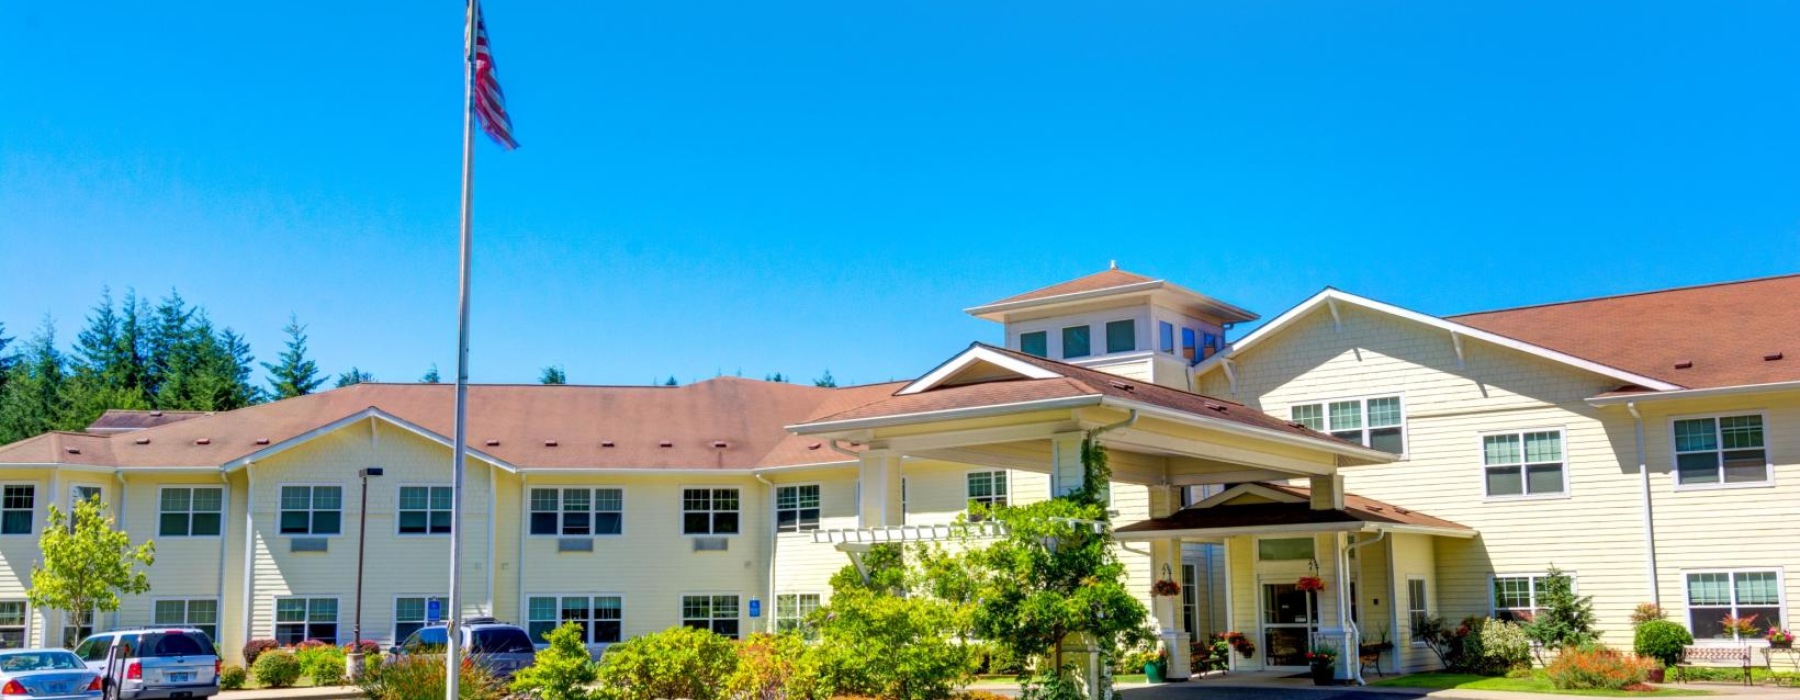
(1342, 530), (1388, 686)
(1628, 402), (1659, 604)
(214, 470), (229, 642)
(486, 465), (496, 616)
(240, 463), (256, 652)
(754, 473), (778, 634)
(1090, 409), (1139, 438)
(515, 472), (526, 633)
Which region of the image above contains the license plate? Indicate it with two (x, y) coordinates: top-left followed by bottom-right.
(168, 672), (192, 683)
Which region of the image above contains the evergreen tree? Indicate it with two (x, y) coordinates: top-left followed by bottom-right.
(813, 370), (838, 388)
(334, 367), (374, 388)
(421, 364), (441, 383)
(262, 316), (324, 399)
(763, 372), (788, 383)
(71, 288), (151, 411)
(663, 376), (678, 386)
(0, 321), (14, 403)
(1523, 566), (1598, 653)
(156, 312), (259, 411)
(144, 290), (194, 399)
(0, 320), (73, 444)
(539, 365), (567, 385)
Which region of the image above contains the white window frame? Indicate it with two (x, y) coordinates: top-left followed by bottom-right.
(1406, 576), (1430, 646)
(0, 600), (26, 650)
(60, 608), (96, 650)
(1103, 318), (1137, 354)
(1254, 535), (1317, 562)
(272, 596), (340, 645)
(1288, 393), (1409, 457)
(394, 484), (454, 536)
(276, 483), (344, 537)
(1477, 427), (1571, 501)
(681, 487), (741, 536)
(524, 593), (625, 646)
(965, 470), (1009, 511)
(680, 593), (741, 639)
(158, 485), (226, 538)
(527, 485), (627, 538)
(1018, 330), (1049, 358)
(0, 484), (36, 537)
(774, 483), (822, 534)
(1681, 568), (1787, 644)
(152, 598), (220, 641)
(1158, 321), (1176, 355)
(1488, 572), (1572, 622)
(1670, 411), (1774, 491)
(1060, 324), (1093, 359)
(392, 595), (448, 643)
(775, 592), (822, 635)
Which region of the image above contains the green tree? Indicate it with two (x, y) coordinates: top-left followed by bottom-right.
(0, 320), (74, 444)
(1524, 567), (1598, 654)
(72, 288), (150, 408)
(155, 312), (260, 411)
(764, 372), (788, 383)
(509, 623), (596, 700)
(263, 316), (324, 399)
(663, 376), (678, 386)
(421, 365), (441, 383)
(539, 365), (567, 385)
(812, 370), (837, 388)
(0, 321), (12, 402)
(27, 496), (155, 644)
(335, 367), (374, 388)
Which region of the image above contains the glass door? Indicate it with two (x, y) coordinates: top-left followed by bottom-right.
(1261, 583), (1317, 668)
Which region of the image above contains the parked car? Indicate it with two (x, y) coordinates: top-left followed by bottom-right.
(0, 649), (103, 699)
(72, 629), (219, 700)
(390, 618), (537, 678)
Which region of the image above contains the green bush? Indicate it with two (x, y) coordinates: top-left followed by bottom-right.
(1545, 646), (1654, 690)
(726, 633), (822, 700)
(510, 622), (597, 700)
(811, 589), (978, 700)
(1475, 619), (1532, 674)
(358, 655), (503, 700)
(218, 664), (247, 690)
(251, 650), (303, 689)
(295, 641), (346, 686)
(1524, 568), (1599, 654)
(241, 639), (279, 666)
(595, 626), (739, 700)
(1634, 620), (1693, 668)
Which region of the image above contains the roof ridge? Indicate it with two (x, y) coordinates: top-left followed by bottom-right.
(972, 341), (1255, 408)
(1449, 272), (1800, 318)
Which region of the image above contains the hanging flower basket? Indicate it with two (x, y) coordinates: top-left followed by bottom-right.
(1151, 579), (1182, 597)
(1296, 576), (1325, 592)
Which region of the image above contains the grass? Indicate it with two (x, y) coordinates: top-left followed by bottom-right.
(1370, 671), (1711, 697)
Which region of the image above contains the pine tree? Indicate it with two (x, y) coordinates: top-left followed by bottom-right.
(539, 365), (567, 385)
(334, 367), (374, 388)
(0, 319), (73, 444)
(156, 312), (259, 411)
(1523, 566), (1598, 653)
(663, 376), (678, 386)
(0, 322), (15, 404)
(421, 365), (441, 383)
(764, 372), (788, 383)
(262, 316), (324, 399)
(144, 290), (194, 400)
(813, 370), (838, 388)
(71, 288), (151, 411)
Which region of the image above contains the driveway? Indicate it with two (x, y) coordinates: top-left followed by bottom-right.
(1122, 684), (1426, 700)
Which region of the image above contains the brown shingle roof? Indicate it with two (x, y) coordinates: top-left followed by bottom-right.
(979, 269), (1157, 307)
(1449, 274), (1800, 389)
(86, 409), (211, 432)
(1115, 483), (1470, 535)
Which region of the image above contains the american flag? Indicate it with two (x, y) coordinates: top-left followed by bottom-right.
(472, 3), (518, 149)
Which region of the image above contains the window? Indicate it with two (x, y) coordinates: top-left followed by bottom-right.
(1019, 331), (1048, 358)
(527, 595), (622, 644)
(154, 599), (218, 641)
(1491, 574), (1560, 622)
(776, 594), (821, 634)
(1674, 415), (1769, 486)
(1407, 578), (1429, 643)
(682, 489), (739, 535)
(1290, 396), (1404, 454)
(1482, 430), (1566, 497)
(1061, 326), (1091, 359)
(159, 487), (223, 537)
(1181, 328), (1198, 362)
(274, 597), (338, 645)
(1203, 332), (1220, 357)
(71, 485), (102, 508)
(530, 488), (625, 536)
(775, 485), (821, 533)
(966, 471), (1008, 510)
(1257, 537), (1315, 561)
(279, 485), (342, 535)
(681, 595), (739, 639)
(393, 596), (447, 642)
(0, 602), (22, 649)
(1, 486), (34, 535)
(1687, 571), (1782, 640)
(1105, 320), (1136, 354)
(398, 486), (453, 535)
(62, 609), (94, 649)
(1180, 564), (1198, 636)
(1159, 322), (1175, 354)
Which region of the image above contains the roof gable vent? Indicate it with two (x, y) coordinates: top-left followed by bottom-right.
(255, 438), (270, 445)
(1766, 352), (1785, 362)
(712, 441), (728, 448)
(65, 447), (80, 455)
(544, 440), (559, 447)
(485, 439), (501, 447)
(659, 441), (674, 448)
(601, 440), (615, 448)
(1108, 380), (1135, 391)
(195, 438), (211, 445)
(1673, 360), (1693, 369)
(134, 438), (151, 445)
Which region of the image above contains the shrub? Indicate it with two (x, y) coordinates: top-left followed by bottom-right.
(295, 641), (346, 686)
(595, 626), (738, 700)
(1524, 568), (1599, 655)
(1634, 620), (1693, 668)
(510, 622), (597, 700)
(241, 639), (279, 666)
(358, 655), (503, 700)
(726, 633), (823, 700)
(1545, 646), (1655, 690)
(218, 664), (247, 690)
(1630, 603), (1668, 627)
(344, 640), (382, 656)
(251, 650), (303, 689)
(810, 589), (977, 700)
(1475, 619), (1532, 674)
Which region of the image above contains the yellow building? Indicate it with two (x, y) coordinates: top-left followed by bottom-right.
(0, 269), (1792, 683)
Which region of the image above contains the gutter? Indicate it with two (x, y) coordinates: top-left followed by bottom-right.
(1628, 402), (1659, 604)
(1587, 379), (1800, 406)
(1096, 398), (1394, 463)
(788, 396), (1102, 434)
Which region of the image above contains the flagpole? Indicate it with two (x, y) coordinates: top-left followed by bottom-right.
(446, 0), (479, 698)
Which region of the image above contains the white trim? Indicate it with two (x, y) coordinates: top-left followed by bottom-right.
(0, 483), (38, 537)
(1487, 572), (1573, 620)
(147, 597), (222, 636)
(1191, 483), (1307, 509)
(677, 592), (744, 640)
(773, 482), (823, 535)
(679, 485), (743, 537)
(522, 593), (627, 647)
(963, 469), (1010, 514)
(154, 484), (228, 538)
(274, 482), (347, 538)
(790, 395), (1100, 434)
(1668, 411), (1774, 491)
(964, 279), (1258, 322)
(896, 346), (1062, 396)
(1285, 392), (1410, 459)
(524, 485), (628, 538)
(1099, 397), (1396, 462)
(391, 594), (450, 644)
(223, 409), (515, 472)
(1114, 521), (1476, 541)
(393, 483), (457, 537)
(1192, 288), (1684, 392)
(1589, 380), (1800, 405)
(1405, 575), (1430, 647)
(271, 595), (342, 645)
(1475, 427), (1572, 501)
(1678, 568), (1788, 644)
(1252, 534), (1318, 563)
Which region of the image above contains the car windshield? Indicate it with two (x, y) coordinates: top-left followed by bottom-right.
(0, 651), (85, 671)
(471, 628), (534, 654)
(137, 632), (213, 657)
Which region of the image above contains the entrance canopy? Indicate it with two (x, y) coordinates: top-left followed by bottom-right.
(1113, 483), (1474, 541)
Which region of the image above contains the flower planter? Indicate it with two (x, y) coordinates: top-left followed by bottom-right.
(1772, 640), (1794, 649)
(1647, 668), (1666, 684)
(1309, 662), (1335, 686)
(1144, 660), (1166, 683)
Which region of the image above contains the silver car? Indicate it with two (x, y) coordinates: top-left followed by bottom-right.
(0, 649), (103, 700)
(73, 629), (218, 700)
(390, 618), (537, 679)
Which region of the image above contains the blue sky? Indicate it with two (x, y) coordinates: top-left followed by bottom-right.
(3, 1), (1798, 387)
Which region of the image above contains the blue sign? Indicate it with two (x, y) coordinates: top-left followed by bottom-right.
(748, 598), (761, 618)
(427, 599), (443, 624)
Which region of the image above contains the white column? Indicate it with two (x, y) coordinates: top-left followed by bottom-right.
(857, 449), (904, 528)
(1049, 432), (1086, 497)
(1148, 485), (1191, 680)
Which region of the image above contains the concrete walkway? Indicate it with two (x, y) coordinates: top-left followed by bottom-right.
(217, 686), (361, 700)
(1114, 671), (1800, 700)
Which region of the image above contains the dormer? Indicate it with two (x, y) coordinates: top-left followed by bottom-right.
(965, 266), (1258, 389)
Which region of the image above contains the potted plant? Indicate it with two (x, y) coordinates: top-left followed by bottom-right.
(1306, 644), (1338, 686)
(1296, 576), (1325, 593)
(1151, 578), (1182, 597)
(1722, 613), (1761, 640)
(1770, 627), (1795, 648)
(1143, 646), (1169, 682)
(1634, 619), (1692, 684)
(1218, 631), (1256, 659)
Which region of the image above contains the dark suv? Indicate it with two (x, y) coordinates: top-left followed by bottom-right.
(390, 618), (537, 679)
(74, 629), (219, 700)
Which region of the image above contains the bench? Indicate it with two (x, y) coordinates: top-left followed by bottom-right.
(1674, 645), (1752, 685)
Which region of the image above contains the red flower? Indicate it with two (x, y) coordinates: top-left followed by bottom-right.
(1296, 576), (1325, 592)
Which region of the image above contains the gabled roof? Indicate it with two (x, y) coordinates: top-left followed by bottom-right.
(980, 269), (1158, 306)
(1448, 274), (1800, 390)
(1192, 288), (1684, 392)
(965, 268), (1258, 323)
(1114, 483), (1472, 539)
(791, 343), (1391, 461)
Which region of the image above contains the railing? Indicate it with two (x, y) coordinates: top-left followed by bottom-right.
(809, 522), (1007, 545)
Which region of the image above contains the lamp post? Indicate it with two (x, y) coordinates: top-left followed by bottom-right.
(349, 467), (384, 679)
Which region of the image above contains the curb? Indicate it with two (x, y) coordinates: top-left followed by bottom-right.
(218, 687), (362, 700)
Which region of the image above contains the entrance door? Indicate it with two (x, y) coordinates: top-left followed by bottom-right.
(1260, 583), (1316, 667)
